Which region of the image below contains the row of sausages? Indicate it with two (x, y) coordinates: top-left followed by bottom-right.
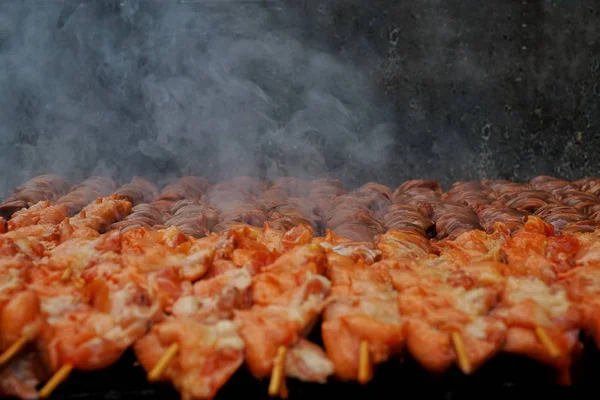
(2, 174), (600, 241)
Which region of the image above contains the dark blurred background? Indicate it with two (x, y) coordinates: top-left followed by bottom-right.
(0, 0), (598, 195)
(310, 0), (600, 183)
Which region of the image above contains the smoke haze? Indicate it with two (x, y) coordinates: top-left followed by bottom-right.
(0, 0), (396, 197)
(2, 1), (598, 198)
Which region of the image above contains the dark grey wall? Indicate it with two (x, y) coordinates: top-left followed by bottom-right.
(0, 0), (598, 196)
(309, 0), (600, 185)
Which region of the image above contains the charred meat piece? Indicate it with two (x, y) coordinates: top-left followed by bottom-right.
(57, 177), (117, 216)
(108, 203), (169, 232)
(482, 180), (531, 195)
(499, 190), (560, 213)
(557, 190), (600, 216)
(477, 202), (528, 233)
(445, 181), (495, 210)
(431, 202), (483, 240)
(530, 176), (578, 197)
(380, 204), (433, 237)
(0, 175), (71, 218)
(268, 198), (321, 233)
(392, 187), (443, 207)
(575, 177), (600, 196)
(163, 200), (220, 238)
(533, 205), (587, 233)
(114, 177), (159, 206)
(394, 180), (442, 194)
(327, 196), (385, 242)
(157, 177), (209, 202)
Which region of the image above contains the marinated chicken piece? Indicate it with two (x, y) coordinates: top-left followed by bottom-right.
(280, 224), (314, 252)
(323, 241), (381, 264)
(250, 244), (327, 306)
(38, 279), (161, 371)
(501, 217), (580, 282)
(7, 201), (68, 231)
(2, 223), (71, 258)
(322, 295), (403, 381)
(172, 268), (253, 323)
(284, 339), (334, 383)
(573, 230), (600, 267)
(37, 229), (122, 282)
(433, 228), (507, 266)
(121, 227), (215, 282)
(214, 225), (277, 275)
(70, 195), (132, 232)
(0, 242), (45, 351)
(235, 274), (331, 379)
(134, 318), (245, 400)
(0, 290), (45, 353)
(326, 253), (395, 298)
(398, 284), (505, 373)
(559, 266), (600, 348)
(492, 276), (582, 377)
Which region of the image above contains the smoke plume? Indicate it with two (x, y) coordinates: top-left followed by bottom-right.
(0, 0), (396, 197)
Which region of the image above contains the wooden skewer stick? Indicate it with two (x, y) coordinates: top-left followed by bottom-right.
(451, 331), (472, 375)
(39, 363), (73, 399)
(358, 340), (371, 384)
(268, 346), (287, 397)
(535, 327), (560, 358)
(148, 343), (180, 382)
(0, 336), (28, 366)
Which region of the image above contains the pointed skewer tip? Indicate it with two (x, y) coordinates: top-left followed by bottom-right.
(535, 327), (561, 358)
(451, 331), (472, 375)
(0, 336), (28, 366)
(147, 342), (180, 382)
(268, 346), (287, 397)
(358, 340), (371, 384)
(39, 363), (73, 399)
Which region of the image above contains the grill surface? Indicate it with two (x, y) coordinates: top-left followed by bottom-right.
(35, 346), (600, 400)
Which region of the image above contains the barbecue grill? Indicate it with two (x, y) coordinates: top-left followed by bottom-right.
(1, 0), (599, 399)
